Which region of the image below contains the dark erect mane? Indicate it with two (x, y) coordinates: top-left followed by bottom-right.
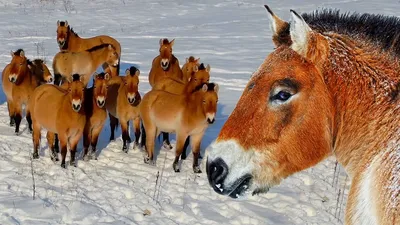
(14, 49), (24, 56)
(69, 27), (79, 37)
(86, 43), (114, 52)
(192, 82), (216, 93)
(301, 9), (400, 56)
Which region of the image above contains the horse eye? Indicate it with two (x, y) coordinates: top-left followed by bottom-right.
(19, 63), (23, 66)
(203, 100), (206, 104)
(272, 91), (292, 102)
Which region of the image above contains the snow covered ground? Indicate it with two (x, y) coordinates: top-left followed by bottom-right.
(0, 0), (397, 224)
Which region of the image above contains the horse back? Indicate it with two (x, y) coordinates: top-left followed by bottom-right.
(81, 35), (121, 54)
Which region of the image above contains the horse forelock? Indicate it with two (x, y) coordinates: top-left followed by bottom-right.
(162, 38), (169, 45)
(198, 63), (206, 70)
(13, 49), (25, 56)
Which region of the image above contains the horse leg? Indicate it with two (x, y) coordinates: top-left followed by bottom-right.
(32, 122), (41, 159)
(83, 125), (91, 161)
(120, 119), (131, 153)
(180, 136), (190, 160)
(189, 132), (204, 173)
(109, 113), (118, 141)
(13, 101), (22, 135)
(46, 132), (58, 161)
(26, 110), (33, 134)
(7, 99), (15, 127)
(133, 117), (141, 150)
(144, 125), (156, 164)
(89, 125), (103, 160)
(54, 134), (60, 153)
(68, 132), (82, 167)
(173, 132), (189, 173)
(58, 134), (68, 168)
(140, 123), (146, 150)
(162, 132), (172, 150)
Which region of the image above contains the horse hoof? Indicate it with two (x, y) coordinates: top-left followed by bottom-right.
(70, 160), (76, 167)
(15, 132), (20, 136)
(123, 147), (128, 153)
(199, 155), (203, 159)
(10, 123), (15, 127)
(83, 155), (90, 162)
(193, 166), (202, 174)
(162, 141), (173, 150)
(32, 152), (39, 159)
(173, 162), (180, 172)
(61, 163), (66, 169)
(174, 168), (180, 173)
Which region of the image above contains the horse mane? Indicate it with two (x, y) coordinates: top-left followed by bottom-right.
(95, 72), (107, 79)
(162, 38), (170, 45)
(301, 9), (400, 56)
(86, 43), (115, 52)
(188, 56), (195, 62)
(128, 66), (139, 76)
(69, 27), (79, 37)
(198, 63), (206, 70)
(14, 49), (24, 56)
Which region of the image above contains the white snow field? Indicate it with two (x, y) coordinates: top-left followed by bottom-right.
(0, 0), (398, 224)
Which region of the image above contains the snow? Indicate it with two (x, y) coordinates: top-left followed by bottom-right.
(2, 0), (396, 224)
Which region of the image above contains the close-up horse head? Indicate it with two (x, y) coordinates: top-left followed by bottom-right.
(56, 20), (69, 49)
(190, 63), (210, 87)
(8, 49), (28, 83)
(124, 66), (140, 105)
(93, 72), (110, 108)
(68, 74), (85, 112)
(206, 7), (334, 199)
(105, 44), (119, 68)
(197, 83), (219, 125)
(28, 59), (53, 84)
(159, 38), (175, 71)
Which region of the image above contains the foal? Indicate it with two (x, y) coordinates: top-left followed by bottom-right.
(1, 49), (53, 134)
(82, 72), (110, 161)
(105, 66), (141, 152)
(140, 83), (219, 173)
(53, 44), (119, 86)
(28, 74), (86, 168)
(181, 56), (200, 83)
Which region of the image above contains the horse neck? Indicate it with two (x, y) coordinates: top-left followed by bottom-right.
(324, 36), (400, 176)
(185, 92), (206, 120)
(67, 31), (81, 50)
(15, 65), (31, 85)
(89, 47), (108, 68)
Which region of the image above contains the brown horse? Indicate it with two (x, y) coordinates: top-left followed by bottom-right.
(105, 66), (141, 152)
(53, 43), (119, 86)
(1, 49), (53, 134)
(27, 74), (86, 168)
(153, 63), (211, 94)
(148, 38), (183, 86)
(206, 6), (400, 224)
(181, 56), (200, 83)
(56, 20), (122, 77)
(82, 72), (110, 161)
(140, 83), (219, 173)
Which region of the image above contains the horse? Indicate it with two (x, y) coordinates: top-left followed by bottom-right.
(151, 63), (211, 158)
(82, 72), (110, 161)
(105, 66), (141, 152)
(1, 49), (53, 134)
(206, 6), (400, 225)
(27, 74), (86, 168)
(181, 56), (200, 83)
(148, 38), (184, 149)
(56, 20), (122, 77)
(140, 83), (219, 173)
(53, 43), (119, 87)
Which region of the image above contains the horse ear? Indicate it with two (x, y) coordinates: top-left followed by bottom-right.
(104, 73), (110, 81)
(65, 20), (68, 27)
(20, 50), (25, 57)
(135, 70), (140, 76)
(206, 64), (211, 72)
(214, 84), (219, 94)
(93, 72), (99, 79)
(289, 10), (329, 65)
(10, 50), (14, 57)
(57, 20), (60, 26)
(108, 44), (112, 50)
(202, 83), (208, 92)
(193, 65), (199, 72)
(79, 75), (84, 83)
(170, 39), (175, 47)
(186, 58), (189, 63)
(195, 58), (200, 63)
(264, 5), (291, 47)
(125, 69), (130, 76)
(159, 38), (163, 46)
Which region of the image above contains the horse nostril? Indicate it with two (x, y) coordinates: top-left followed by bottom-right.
(207, 118), (215, 124)
(48, 78), (53, 83)
(206, 157), (229, 194)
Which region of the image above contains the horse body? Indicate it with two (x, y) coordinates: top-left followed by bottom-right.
(56, 21), (122, 76)
(28, 75), (86, 168)
(82, 72), (110, 161)
(140, 83), (219, 173)
(53, 44), (119, 86)
(1, 49), (52, 134)
(206, 6), (399, 224)
(105, 67), (141, 152)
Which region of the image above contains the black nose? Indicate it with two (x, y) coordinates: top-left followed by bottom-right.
(48, 77), (53, 83)
(206, 157), (229, 195)
(73, 104), (81, 111)
(207, 118), (215, 124)
(128, 98), (135, 104)
(97, 100), (105, 107)
(10, 77), (16, 83)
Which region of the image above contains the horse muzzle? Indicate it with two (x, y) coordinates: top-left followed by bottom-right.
(8, 74), (17, 83)
(96, 96), (106, 108)
(206, 113), (215, 124)
(58, 39), (66, 47)
(72, 99), (82, 112)
(161, 59), (169, 70)
(46, 77), (53, 83)
(127, 93), (136, 105)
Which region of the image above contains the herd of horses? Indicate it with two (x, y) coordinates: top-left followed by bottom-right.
(1, 20), (218, 173)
